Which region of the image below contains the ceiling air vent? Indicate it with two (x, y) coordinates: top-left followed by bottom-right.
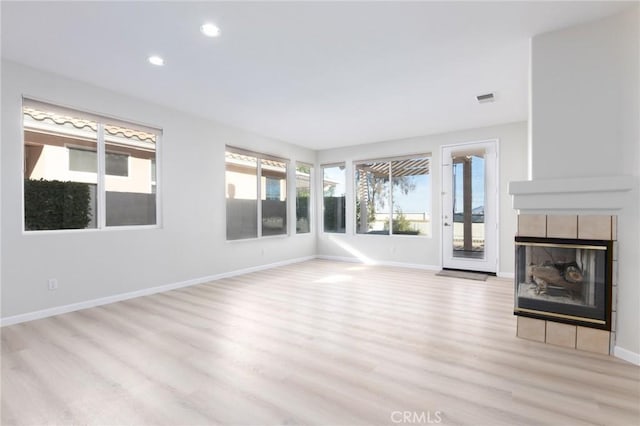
(476, 93), (495, 104)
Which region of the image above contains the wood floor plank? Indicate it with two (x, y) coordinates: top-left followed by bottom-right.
(2, 259), (639, 425)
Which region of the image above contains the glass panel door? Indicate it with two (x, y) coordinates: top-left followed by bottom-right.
(452, 153), (485, 259)
(442, 141), (497, 273)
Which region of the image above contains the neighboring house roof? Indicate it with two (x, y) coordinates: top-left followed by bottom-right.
(23, 107), (157, 143)
(225, 151), (286, 170)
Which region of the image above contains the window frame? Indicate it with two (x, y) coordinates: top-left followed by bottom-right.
(225, 146), (290, 241)
(21, 97), (162, 234)
(353, 153), (432, 238)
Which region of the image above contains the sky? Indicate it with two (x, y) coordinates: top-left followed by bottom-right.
(393, 175), (430, 215)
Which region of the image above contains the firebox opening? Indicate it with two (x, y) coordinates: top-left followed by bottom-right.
(514, 237), (612, 331)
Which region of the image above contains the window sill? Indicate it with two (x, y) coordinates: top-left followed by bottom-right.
(22, 224), (161, 236)
(354, 232), (432, 239)
(226, 233), (290, 243)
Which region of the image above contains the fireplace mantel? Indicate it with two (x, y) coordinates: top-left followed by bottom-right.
(509, 176), (636, 211)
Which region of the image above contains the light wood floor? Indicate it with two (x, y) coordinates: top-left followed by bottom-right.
(2, 259), (639, 425)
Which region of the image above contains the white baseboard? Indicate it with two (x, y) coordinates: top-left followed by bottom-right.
(376, 260), (441, 271)
(319, 254), (514, 277)
(497, 272), (515, 279)
(315, 254), (440, 271)
(315, 255), (363, 264)
(614, 346), (640, 365)
(0, 256), (315, 327)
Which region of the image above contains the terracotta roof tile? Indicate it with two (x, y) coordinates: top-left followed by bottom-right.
(23, 107), (157, 143)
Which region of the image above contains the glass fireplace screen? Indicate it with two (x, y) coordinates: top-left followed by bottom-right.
(514, 237), (612, 330)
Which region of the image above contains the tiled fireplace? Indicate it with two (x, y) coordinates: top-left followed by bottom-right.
(515, 214), (617, 355)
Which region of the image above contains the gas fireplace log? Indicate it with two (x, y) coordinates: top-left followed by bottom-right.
(528, 263), (584, 296)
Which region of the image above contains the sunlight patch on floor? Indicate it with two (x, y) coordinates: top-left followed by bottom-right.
(315, 274), (353, 284)
(327, 236), (376, 265)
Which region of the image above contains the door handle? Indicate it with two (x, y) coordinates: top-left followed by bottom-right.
(443, 222), (451, 227)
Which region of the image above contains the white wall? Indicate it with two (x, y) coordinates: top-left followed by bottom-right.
(1, 60), (316, 319)
(316, 121), (528, 276)
(529, 7), (639, 358)
(531, 7), (639, 179)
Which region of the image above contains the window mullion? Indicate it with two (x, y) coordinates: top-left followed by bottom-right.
(306, 165), (312, 234)
(388, 161), (393, 235)
(257, 158), (262, 237)
(285, 159), (290, 236)
(97, 123), (106, 229)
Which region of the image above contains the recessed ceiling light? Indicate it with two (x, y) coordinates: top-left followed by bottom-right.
(148, 55), (164, 66)
(201, 23), (220, 38)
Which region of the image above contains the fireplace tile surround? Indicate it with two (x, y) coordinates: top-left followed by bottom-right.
(545, 321), (576, 348)
(515, 214), (617, 355)
(546, 215), (578, 239)
(518, 214), (617, 240)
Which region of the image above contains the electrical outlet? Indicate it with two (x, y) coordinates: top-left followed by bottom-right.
(47, 278), (58, 291)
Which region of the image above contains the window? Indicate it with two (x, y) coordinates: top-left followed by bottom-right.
(261, 158), (287, 236)
(68, 147), (98, 174)
(225, 147), (288, 240)
(106, 152), (129, 177)
(68, 148), (129, 176)
(355, 161), (390, 235)
(225, 150), (258, 240)
(295, 162), (312, 234)
(322, 164), (346, 233)
(23, 99), (160, 230)
(265, 177), (281, 200)
(151, 158), (157, 194)
(354, 156), (431, 236)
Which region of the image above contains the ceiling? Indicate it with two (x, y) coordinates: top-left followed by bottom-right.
(1, 1), (634, 150)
